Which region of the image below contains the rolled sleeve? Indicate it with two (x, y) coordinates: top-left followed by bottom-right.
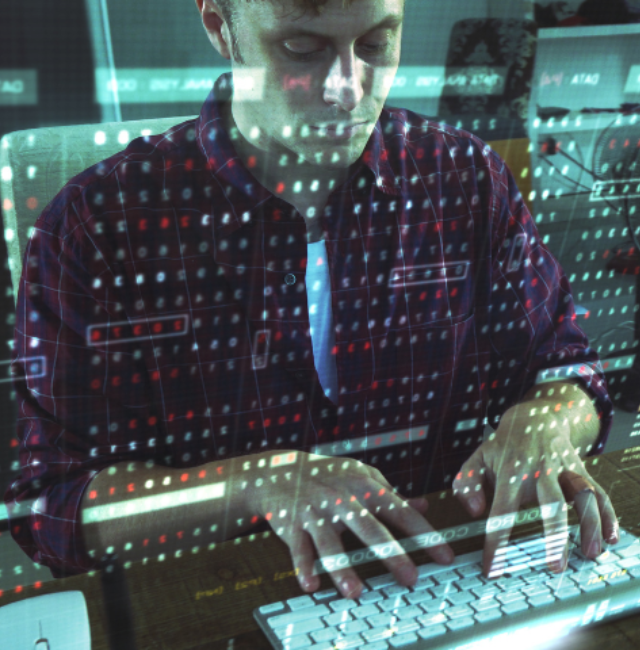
(484, 153), (613, 454)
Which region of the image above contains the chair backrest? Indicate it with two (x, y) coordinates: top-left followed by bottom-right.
(438, 18), (538, 125)
(0, 116), (198, 305)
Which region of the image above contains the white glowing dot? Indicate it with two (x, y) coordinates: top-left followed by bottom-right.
(293, 181), (303, 193)
(283, 125), (293, 138)
(250, 126), (260, 140)
(94, 131), (107, 145)
(162, 476), (171, 486)
(310, 180), (320, 192)
(141, 129), (152, 136)
(118, 130), (130, 145)
(4, 229), (14, 242)
(1, 166), (12, 182)
(145, 479), (154, 489)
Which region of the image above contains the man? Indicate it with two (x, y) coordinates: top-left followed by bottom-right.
(6, 0), (617, 600)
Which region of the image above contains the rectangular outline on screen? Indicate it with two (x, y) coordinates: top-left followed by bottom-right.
(388, 262), (470, 288)
(86, 314), (189, 347)
(310, 425), (429, 457)
(590, 178), (640, 202)
(0, 356), (46, 384)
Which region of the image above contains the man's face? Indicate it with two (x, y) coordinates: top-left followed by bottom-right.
(226, 0), (404, 170)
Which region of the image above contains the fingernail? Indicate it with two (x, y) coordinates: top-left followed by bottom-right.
(300, 576), (313, 591)
(341, 579), (359, 598)
(469, 497), (481, 514)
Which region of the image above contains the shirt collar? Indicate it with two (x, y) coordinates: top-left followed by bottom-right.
(196, 72), (401, 209)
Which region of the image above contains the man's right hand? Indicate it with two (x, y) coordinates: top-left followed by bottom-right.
(245, 451), (455, 599)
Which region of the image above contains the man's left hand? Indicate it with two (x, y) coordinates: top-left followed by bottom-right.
(452, 403), (619, 577)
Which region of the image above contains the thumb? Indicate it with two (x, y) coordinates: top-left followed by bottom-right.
(452, 450), (487, 517)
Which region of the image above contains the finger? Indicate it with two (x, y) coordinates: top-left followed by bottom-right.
(406, 497), (429, 515)
(366, 489), (455, 566)
(536, 472), (570, 573)
(482, 480), (522, 578)
(558, 469), (605, 559)
(305, 514), (365, 599)
(453, 451), (487, 517)
(592, 481), (619, 545)
(288, 528), (322, 593)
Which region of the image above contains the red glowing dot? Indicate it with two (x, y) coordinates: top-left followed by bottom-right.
(148, 416), (157, 425)
(0, 590), (3, 598)
(34, 582), (42, 589)
(467, 470), (474, 478)
(378, 488), (385, 496)
(265, 512), (272, 521)
(143, 539), (149, 546)
(91, 379), (100, 389)
(522, 474), (528, 481)
(159, 535), (166, 544)
(109, 487), (116, 496)
(547, 468), (553, 476)
(456, 472), (463, 481)
(335, 498), (342, 505)
(535, 471), (540, 479)
(2, 198), (13, 211)
(10, 439), (18, 448)
(15, 586), (22, 593)
(186, 410), (194, 419)
(199, 470), (206, 479)
(555, 404), (562, 412)
(248, 156), (257, 168)
(26, 197), (38, 210)
(89, 490), (98, 500)
(181, 473), (189, 482)
(350, 495), (357, 502)
(276, 182), (286, 194)
(160, 217), (170, 229)
(127, 483), (135, 492)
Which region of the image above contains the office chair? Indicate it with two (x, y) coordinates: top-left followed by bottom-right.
(0, 116), (198, 305)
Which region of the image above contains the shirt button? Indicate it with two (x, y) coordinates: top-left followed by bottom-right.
(284, 273), (296, 286)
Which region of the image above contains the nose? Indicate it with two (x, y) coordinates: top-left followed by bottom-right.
(322, 49), (365, 113)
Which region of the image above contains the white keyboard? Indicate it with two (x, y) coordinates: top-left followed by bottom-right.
(254, 526), (640, 649)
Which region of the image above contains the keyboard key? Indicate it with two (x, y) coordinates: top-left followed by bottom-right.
(379, 597), (406, 612)
(288, 596), (316, 611)
(619, 556), (640, 570)
(311, 627), (339, 643)
(384, 586), (409, 598)
(333, 634), (363, 649)
(618, 543), (640, 558)
(496, 577), (525, 591)
(362, 626), (394, 643)
(259, 602), (285, 615)
(581, 580), (606, 593)
(419, 624), (447, 639)
(528, 594), (556, 607)
(523, 584), (551, 598)
(324, 612), (352, 627)
(395, 605), (424, 620)
(412, 576), (435, 590)
(475, 609), (503, 623)
(433, 571), (460, 585)
(446, 616), (475, 631)
(421, 600), (448, 614)
(606, 573), (631, 585)
(458, 564), (483, 578)
(274, 619), (325, 639)
(430, 584), (459, 598)
(366, 574), (397, 590)
(595, 563), (620, 576)
(502, 601), (529, 615)
(447, 591), (476, 606)
(447, 605), (474, 619)
(389, 632), (419, 647)
(417, 612), (448, 628)
(472, 585), (500, 599)
(352, 604), (380, 619)
(471, 598), (500, 612)
(339, 620), (369, 635)
(406, 591), (435, 605)
(282, 634), (312, 649)
(367, 613), (397, 629)
(330, 599), (358, 612)
(308, 643), (334, 650)
(556, 587), (581, 600)
(359, 591), (384, 605)
(365, 643), (390, 650)
(457, 577), (483, 590)
(395, 620), (420, 635)
(313, 589), (338, 601)
(269, 605), (331, 629)
(497, 591), (525, 605)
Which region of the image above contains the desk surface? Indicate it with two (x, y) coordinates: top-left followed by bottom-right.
(3, 449), (640, 650)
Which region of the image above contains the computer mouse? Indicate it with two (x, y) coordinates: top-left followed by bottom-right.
(0, 590), (91, 650)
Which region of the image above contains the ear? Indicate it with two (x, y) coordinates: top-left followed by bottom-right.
(194, 0), (233, 60)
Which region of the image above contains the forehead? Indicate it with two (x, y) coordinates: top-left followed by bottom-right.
(238, 0), (405, 37)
